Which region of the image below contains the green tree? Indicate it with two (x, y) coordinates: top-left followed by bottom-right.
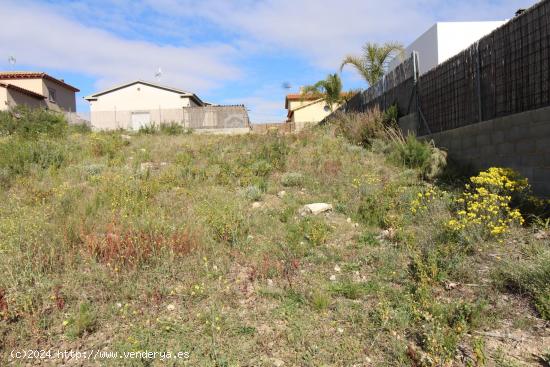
(301, 73), (343, 111)
(340, 42), (403, 87)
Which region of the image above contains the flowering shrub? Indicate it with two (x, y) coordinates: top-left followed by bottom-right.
(448, 168), (527, 239)
(410, 186), (441, 215)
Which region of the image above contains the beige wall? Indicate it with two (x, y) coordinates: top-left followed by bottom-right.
(7, 88), (46, 110)
(290, 100), (339, 129)
(89, 82), (193, 113)
(0, 78), (76, 112)
(0, 87), (8, 111)
(0, 86), (46, 111)
(41, 79), (77, 112)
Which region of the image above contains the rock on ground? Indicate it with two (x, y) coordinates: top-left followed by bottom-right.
(299, 203), (332, 216)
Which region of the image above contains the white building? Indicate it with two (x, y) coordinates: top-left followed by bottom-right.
(84, 80), (250, 133)
(84, 80), (205, 130)
(389, 21), (506, 75)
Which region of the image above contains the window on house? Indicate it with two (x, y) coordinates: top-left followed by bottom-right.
(48, 87), (56, 103)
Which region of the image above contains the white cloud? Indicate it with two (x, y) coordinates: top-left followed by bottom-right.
(0, 1), (242, 93)
(0, 0), (535, 120)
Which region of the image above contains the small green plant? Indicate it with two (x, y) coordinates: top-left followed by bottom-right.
(65, 302), (97, 339)
(329, 280), (365, 300)
(281, 172), (304, 187)
(310, 291), (330, 311)
(90, 133), (129, 159)
(199, 197), (248, 246)
(241, 185), (262, 202)
(301, 217), (331, 246)
(357, 231), (379, 246)
(138, 123), (159, 134)
(159, 122), (185, 135)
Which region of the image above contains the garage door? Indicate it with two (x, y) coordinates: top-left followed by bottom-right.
(131, 112), (151, 130)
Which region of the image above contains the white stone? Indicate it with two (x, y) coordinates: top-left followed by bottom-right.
(277, 190), (286, 198)
(267, 279), (274, 287)
(334, 265), (341, 272)
(273, 358), (285, 367)
(300, 203), (333, 216)
(252, 202), (262, 209)
(329, 275), (337, 281)
(346, 217), (352, 223)
(167, 304), (175, 311)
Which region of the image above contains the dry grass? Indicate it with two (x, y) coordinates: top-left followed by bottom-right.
(0, 109), (548, 366)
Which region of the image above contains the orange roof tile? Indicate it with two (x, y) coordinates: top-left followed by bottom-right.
(0, 71), (80, 92)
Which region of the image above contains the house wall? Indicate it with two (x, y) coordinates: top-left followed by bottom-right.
(0, 78), (43, 96)
(0, 78), (76, 112)
(89, 82), (191, 112)
(291, 100), (339, 131)
(6, 88), (46, 110)
(0, 87), (8, 111)
(41, 79), (77, 112)
(389, 24), (439, 76)
(400, 106), (550, 197)
(389, 21), (506, 76)
(437, 21), (506, 64)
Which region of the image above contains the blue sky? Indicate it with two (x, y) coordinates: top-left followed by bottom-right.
(0, 0), (534, 122)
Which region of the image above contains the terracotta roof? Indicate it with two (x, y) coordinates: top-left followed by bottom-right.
(0, 82), (46, 99)
(0, 71), (80, 92)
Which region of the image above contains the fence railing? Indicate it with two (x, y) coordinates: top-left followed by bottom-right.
(332, 0), (550, 135)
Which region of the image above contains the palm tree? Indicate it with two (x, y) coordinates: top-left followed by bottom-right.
(301, 73), (343, 111)
(340, 42), (403, 87)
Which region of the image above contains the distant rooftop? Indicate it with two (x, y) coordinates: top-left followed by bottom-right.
(0, 71), (80, 92)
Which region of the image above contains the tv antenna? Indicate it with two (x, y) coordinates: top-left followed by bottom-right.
(8, 56), (16, 69)
(154, 67), (162, 81)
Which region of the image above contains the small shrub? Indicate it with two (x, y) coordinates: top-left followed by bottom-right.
(82, 163), (105, 177)
(357, 231), (379, 246)
(329, 109), (386, 147)
(383, 104), (399, 125)
(329, 280), (365, 300)
(301, 217), (331, 246)
(0, 106), (67, 138)
(241, 185), (262, 201)
(310, 291), (330, 311)
(65, 302), (97, 339)
(69, 122), (92, 134)
(281, 172), (304, 187)
(138, 123), (159, 134)
(258, 136), (289, 170)
(159, 122), (185, 135)
(90, 133), (128, 159)
(0, 138), (66, 179)
(447, 168), (527, 240)
(199, 199), (248, 245)
(357, 191), (390, 227)
(388, 131), (447, 179)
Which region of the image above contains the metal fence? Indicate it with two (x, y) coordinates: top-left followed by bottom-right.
(334, 0), (550, 135)
(90, 105), (250, 131)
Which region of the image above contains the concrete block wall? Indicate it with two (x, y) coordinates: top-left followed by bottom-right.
(400, 106), (550, 197)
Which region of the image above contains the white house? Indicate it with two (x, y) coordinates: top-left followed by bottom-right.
(389, 21), (507, 75)
(84, 80), (205, 130)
